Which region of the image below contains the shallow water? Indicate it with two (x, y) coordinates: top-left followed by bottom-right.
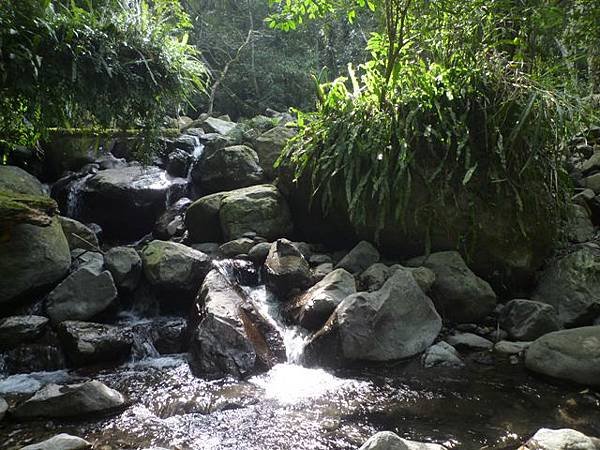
(2, 353), (599, 450)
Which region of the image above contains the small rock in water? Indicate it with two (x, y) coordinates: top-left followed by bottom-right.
(447, 332), (493, 351)
(520, 428), (600, 450)
(264, 239), (313, 299)
(12, 380), (126, 419)
(359, 431), (447, 450)
(494, 340), (531, 355)
(422, 341), (465, 368)
(20, 433), (91, 450)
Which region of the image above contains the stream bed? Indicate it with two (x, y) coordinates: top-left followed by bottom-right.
(2, 353), (600, 450)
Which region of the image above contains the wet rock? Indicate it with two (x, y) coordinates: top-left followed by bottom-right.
(0, 397), (7, 421)
(305, 270), (442, 367)
(265, 239), (313, 299)
(184, 192), (228, 243)
(141, 240), (210, 300)
(525, 326), (600, 386)
(58, 321), (132, 366)
(407, 251), (497, 323)
(12, 380), (126, 419)
(447, 332), (493, 351)
(70, 248), (104, 273)
(285, 269), (356, 330)
(533, 245), (600, 327)
(46, 268), (118, 324)
(154, 197), (191, 240)
(500, 299), (560, 341)
(59, 216), (99, 250)
(220, 238), (256, 257)
(494, 340), (531, 355)
(191, 145), (264, 193)
(3, 340), (66, 374)
(0, 315), (49, 349)
(335, 241), (380, 274)
(105, 246), (142, 291)
(422, 341), (464, 368)
(220, 184), (293, 241)
(79, 165), (172, 239)
(20, 433), (92, 450)
(521, 428), (600, 450)
(166, 148), (192, 178)
(189, 269), (286, 379)
(0, 167), (71, 305)
(150, 318), (187, 354)
(359, 431), (447, 450)
(253, 126), (296, 179)
(248, 242), (272, 264)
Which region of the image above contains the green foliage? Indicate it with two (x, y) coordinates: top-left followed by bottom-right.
(0, 0), (206, 156)
(276, 0), (598, 239)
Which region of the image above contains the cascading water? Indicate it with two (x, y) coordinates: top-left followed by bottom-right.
(65, 173), (93, 219)
(187, 136), (205, 180)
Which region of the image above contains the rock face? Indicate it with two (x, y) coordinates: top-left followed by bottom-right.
(0, 316), (49, 349)
(141, 240), (210, 298)
(189, 270), (286, 379)
(359, 431), (447, 450)
(13, 380), (126, 419)
(0, 166), (71, 305)
(59, 216), (99, 250)
(336, 241), (380, 274)
(79, 165), (172, 239)
(185, 192), (228, 242)
(286, 268), (356, 330)
(58, 321), (132, 366)
(407, 251), (497, 323)
(192, 145), (264, 193)
(220, 184), (293, 241)
(500, 299), (560, 341)
(305, 270), (442, 367)
(46, 268), (118, 324)
(20, 433), (92, 450)
(525, 326), (600, 386)
(264, 239), (313, 299)
(521, 428), (600, 450)
(533, 245), (600, 327)
(253, 126), (297, 179)
(105, 246), (142, 291)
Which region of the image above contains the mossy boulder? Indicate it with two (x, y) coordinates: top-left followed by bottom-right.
(0, 166), (71, 306)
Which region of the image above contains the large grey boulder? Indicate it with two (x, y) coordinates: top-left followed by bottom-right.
(79, 165), (172, 239)
(406, 251), (496, 323)
(58, 216), (99, 251)
(285, 268), (356, 330)
(336, 241), (380, 274)
(533, 245), (600, 327)
(58, 321), (132, 366)
(191, 145), (264, 193)
(185, 192), (228, 242)
(305, 270), (442, 367)
(141, 240), (210, 297)
(219, 184), (293, 241)
(500, 299), (560, 341)
(521, 428), (600, 450)
(525, 326), (600, 386)
(359, 431), (447, 450)
(201, 117), (237, 135)
(189, 269), (286, 379)
(105, 246), (142, 291)
(253, 126), (297, 179)
(264, 239), (313, 299)
(12, 380), (126, 419)
(0, 166), (71, 305)
(0, 316), (49, 349)
(20, 434), (92, 450)
(46, 268), (118, 324)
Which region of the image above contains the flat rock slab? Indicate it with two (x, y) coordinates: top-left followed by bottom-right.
(447, 332), (493, 351)
(13, 380), (125, 419)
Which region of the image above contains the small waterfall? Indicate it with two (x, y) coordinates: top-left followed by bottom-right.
(66, 173), (92, 219)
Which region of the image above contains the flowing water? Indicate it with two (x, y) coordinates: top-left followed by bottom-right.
(65, 173), (93, 219)
(2, 260), (600, 449)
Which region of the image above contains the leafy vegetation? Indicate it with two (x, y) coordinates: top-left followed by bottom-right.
(0, 0), (206, 158)
(273, 0), (599, 240)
